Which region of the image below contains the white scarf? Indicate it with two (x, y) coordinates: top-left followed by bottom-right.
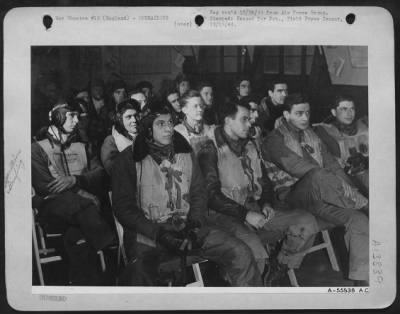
(111, 126), (135, 152)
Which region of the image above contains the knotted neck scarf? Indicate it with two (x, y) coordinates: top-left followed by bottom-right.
(146, 138), (175, 165)
(221, 128), (256, 193)
(333, 120), (358, 136)
(146, 138), (183, 211)
(183, 118), (204, 135)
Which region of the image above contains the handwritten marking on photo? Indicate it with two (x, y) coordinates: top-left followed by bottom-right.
(5, 150), (25, 194)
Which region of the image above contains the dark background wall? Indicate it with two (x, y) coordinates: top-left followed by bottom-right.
(31, 45), (368, 135)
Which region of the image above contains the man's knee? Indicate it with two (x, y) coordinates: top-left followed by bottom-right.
(346, 211), (369, 235)
(213, 217), (268, 260)
(306, 168), (330, 185)
(285, 212), (318, 252)
(75, 203), (104, 225)
(294, 211), (318, 228)
(288, 212), (319, 237)
(223, 235), (258, 265)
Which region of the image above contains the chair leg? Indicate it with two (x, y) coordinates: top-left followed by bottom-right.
(286, 230), (340, 287)
(192, 263), (204, 287)
(116, 244), (128, 267)
(32, 214), (45, 285)
(37, 223), (47, 251)
(321, 230), (340, 272)
(287, 269), (299, 287)
(186, 263), (205, 287)
(97, 250), (106, 272)
(111, 210), (128, 267)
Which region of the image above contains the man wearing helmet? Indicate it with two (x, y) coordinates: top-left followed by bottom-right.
(31, 103), (116, 285)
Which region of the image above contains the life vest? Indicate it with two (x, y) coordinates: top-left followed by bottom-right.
(316, 120), (368, 163)
(37, 139), (88, 177)
(208, 130), (263, 205)
(136, 153), (193, 247)
(136, 153), (192, 223)
(174, 123), (215, 155)
(277, 122), (324, 168)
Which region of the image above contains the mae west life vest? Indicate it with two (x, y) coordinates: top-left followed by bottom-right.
(37, 139), (88, 177)
(317, 120), (368, 163)
(208, 131), (263, 206)
(174, 123), (215, 155)
(278, 122), (324, 168)
(136, 153), (192, 247)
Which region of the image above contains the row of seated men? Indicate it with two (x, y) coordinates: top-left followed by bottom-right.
(31, 78), (369, 286)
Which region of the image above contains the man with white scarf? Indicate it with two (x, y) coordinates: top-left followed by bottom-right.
(101, 99), (140, 176)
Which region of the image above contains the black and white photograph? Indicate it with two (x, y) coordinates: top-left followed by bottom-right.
(30, 44), (370, 288)
(3, 6), (396, 311)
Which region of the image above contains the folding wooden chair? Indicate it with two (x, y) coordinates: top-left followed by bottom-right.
(287, 228), (340, 287)
(32, 208), (63, 285)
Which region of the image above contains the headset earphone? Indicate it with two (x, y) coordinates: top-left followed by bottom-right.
(48, 104), (69, 126)
(47, 104), (75, 169)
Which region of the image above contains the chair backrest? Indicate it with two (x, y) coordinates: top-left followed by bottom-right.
(108, 191), (128, 265)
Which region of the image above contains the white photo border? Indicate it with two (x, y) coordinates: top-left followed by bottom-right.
(3, 6), (396, 310)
